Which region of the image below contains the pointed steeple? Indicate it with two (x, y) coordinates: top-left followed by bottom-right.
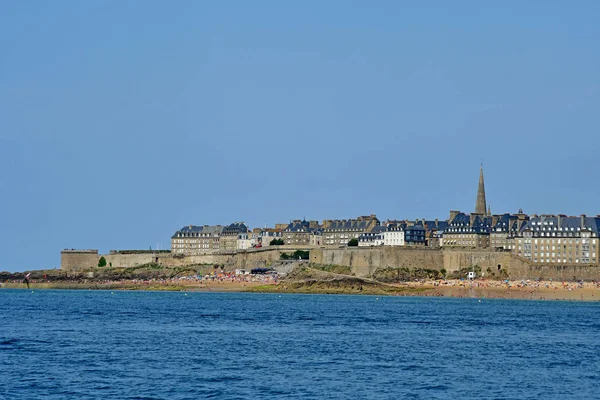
(475, 165), (487, 215)
(487, 205), (491, 216)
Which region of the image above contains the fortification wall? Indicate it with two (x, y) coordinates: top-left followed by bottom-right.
(309, 247), (532, 279)
(310, 247), (600, 281)
(311, 247), (443, 277)
(61, 248), (289, 271)
(61, 247), (600, 281)
(102, 253), (155, 268)
(61, 250), (98, 271)
(505, 263), (600, 281)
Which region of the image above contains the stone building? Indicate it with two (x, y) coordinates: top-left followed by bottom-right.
(441, 212), (492, 248)
(322, 215), (380, 246)
(358, 226), (385, 247)
(514, 215), (600, 264)
(282, 220), (320, 245)
(309, 230), (323, 246)
(220, 223), (250, 252)
(422, 219), (449, 247)
(257, 228), (283, 247)
(489, 211), (528, 250)
(171, 225), (224, 255)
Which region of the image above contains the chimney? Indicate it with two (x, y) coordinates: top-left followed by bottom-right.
(435, 218), (439, 228)
(449, 210), (460, 222)
(557, 215), (562, 227)
(581, 214), (586, 229)
(470, 213), (481, 226)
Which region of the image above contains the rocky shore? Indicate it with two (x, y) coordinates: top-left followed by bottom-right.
(3, 265), (600, 301)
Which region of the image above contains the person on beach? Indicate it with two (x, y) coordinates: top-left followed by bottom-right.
(23, 273), (31, 289)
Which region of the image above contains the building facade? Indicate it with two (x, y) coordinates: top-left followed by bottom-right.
(322, 215), (380, 246)
(282, 220), (319, 245)
(358, 226), (385, 247)
(257, 228), (283, 247)
(220, 223), (250, 252)
(514, 215), (600, 264)
(441, 212), (491, 248)
(171, 225), (224, 255)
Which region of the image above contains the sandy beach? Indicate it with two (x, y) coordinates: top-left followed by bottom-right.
(401, 279), (600, 301)
(3, 276), (600, 301)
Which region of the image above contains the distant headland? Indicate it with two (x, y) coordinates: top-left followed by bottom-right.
(4, 165), (600, 299)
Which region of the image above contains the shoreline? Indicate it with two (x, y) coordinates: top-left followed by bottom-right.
(3, 279), (600, 301)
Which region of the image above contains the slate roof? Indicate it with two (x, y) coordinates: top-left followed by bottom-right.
(522, 215), (600, 235)
(491, 213), (528, 234)
(424, 220), (449, 233)
(222, 223), (250, 235)
(446, 212), (494, 234)
(284, 220), (314, 233)
(324, 219), (379, 232)
(172, 225), (224, 238)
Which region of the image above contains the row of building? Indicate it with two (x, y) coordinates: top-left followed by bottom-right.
(171, 166), (600, 265)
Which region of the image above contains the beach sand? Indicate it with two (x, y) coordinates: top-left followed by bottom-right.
(402, 280), (600, 301)
(3, 278), (600, 301)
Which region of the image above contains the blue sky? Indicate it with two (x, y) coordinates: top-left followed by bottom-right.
(1, 1), (599, 271)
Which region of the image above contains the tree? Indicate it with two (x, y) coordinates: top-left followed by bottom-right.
(270, 238), (285, 246)
(98, 256), (107, 267)
(348, 238), (359, 247)
(293, 250), (310, 260)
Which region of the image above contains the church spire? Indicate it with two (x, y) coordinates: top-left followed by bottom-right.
(475, 165), (487, 215)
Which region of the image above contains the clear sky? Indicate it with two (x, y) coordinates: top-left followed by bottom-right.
(1, 1), (599, 272)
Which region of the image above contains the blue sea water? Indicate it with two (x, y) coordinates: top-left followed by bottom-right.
(1, 290), (599, 399)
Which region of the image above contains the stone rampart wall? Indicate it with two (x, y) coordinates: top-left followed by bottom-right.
(61, 248), (288, 271)
(61, 251), (98, 271)
(310, 247), (443, 277)
(60, 247), (600, 281)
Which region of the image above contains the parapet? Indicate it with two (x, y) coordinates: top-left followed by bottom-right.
(61, 249), (98, 254)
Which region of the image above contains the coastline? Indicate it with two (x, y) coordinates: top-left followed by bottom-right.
(3, 279), (600, 301)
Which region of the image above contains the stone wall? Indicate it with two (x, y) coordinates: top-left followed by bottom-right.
(61, 250), (99, 271)
(311, 247), (443, 277)
(505, 263), (600, 281)
(61, 247), (292, 271)
(60, 247), (600, 281)
(309, 247), (600, 281)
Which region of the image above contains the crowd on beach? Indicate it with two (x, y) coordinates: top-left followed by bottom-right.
(408, 278), (600, 290)
(402, 278), (600, 300)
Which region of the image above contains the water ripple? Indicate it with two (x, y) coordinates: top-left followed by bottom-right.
(0, 291), (598, 399)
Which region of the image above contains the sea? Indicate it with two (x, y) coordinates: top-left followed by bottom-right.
(1, 290), (599, 399)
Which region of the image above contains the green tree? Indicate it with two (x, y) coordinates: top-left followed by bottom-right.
(270, 238), (285, 246)
(348, 238), (359, 247)
(292, 250), (310, 260)
(98, 256), (107, 267)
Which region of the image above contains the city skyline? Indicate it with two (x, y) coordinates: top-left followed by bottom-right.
(1, 2), (599, 272)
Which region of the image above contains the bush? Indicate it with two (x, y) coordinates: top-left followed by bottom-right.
(348, 238), (359, 247)
(270, 238), (285, 246)
(98, 256), (107, 268)
(281, 250), (310, 260)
